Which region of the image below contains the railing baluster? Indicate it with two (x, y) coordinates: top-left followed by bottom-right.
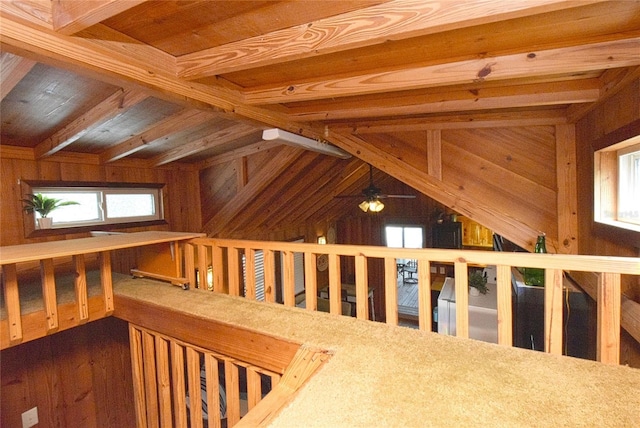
(171, 341), (188, 427)
(454, 260), (469, 338)
(100, 251), (114, 315)
(328, 254), (341, 315)
(129, 325), (147, 428)
(225, 360), (241, 426)
(246, 366), (262, 411)
(40, 258), (58, 332)
(545, 268), (564, 355)
(186, 347), (203, 428)
(212, 243), (225, 293)
(3, 263), (22, 344)
(263, 250), (276, 303)
(204, 353), (222, 428)
(385, 257), (398, 326)
(228, 247), (241, 297)
(73, 254), (89, 323)
(155, 335), (172, 426)
(597, 272), (621, 365)
(282, 250), (295, 307)
(355, 255), (369, 320)
(496, 264), (513, 346)
(245, 248), (257, 300)
(184, 243), (196, 289)
(417, 259), (431, 331)
(142, 330), (160, 428)
(196, 243), (208, 289)
(304, 252), (318, 311)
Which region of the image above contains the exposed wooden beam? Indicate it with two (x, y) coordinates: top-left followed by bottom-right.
(0, 0), (53, 28)
(99, 109), (214, 163)
(329, 110), (567, 134)
(0, 13), (316, 144)
(243, 37), (640, 105)
(555, 124), (578, 254)
(196, 140), (281, 170)
(52, 0), (146, 35)
(201, 146), (304, 237)
(288, 79), (600, 121)
(34, 88), (149, 158)
(426, 130), (441, 180)
(0, 52), (36, 99)
(177, 0), (598, 78)
(150, 123), (257, 167)
(327, 130), (540, 250)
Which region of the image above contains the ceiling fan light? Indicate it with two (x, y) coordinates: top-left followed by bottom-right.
(359, 200), (370, 212)
(370, 199), (385, 212)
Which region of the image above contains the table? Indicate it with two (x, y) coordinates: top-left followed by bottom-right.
(319, 283), (375, 320)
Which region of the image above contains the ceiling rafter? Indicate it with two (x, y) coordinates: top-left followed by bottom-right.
(288, 79), (600, 122)
(52, 0), (146, 35)
(243, 37), (640, 105)
(99, 109), (215, 163)
(34, 87), (149, 158)
(0, 52), (36, 100)
(195, 140), (282, 171)
(176, 0), (588, 79)
(202, 146), (304, 237)
(150, 123), (258, 167)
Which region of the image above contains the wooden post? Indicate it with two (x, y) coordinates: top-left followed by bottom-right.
(304, 252), (318, 311)
(245, 248), (257, 299)
(228, 247), (241, 297)
(417, 259), (432, 331)
(225, 360), (241, 426)
(184, 243), (196, 289)
(328, 253), (341, 315)
(496, 264), (513, 346)
(454, 261), (469, 339)
(204, 353), (222, 428)
(100, 251), (114, 315)
(186, 347), (203, 427)
(129, 325), (147, 428)
(385, 257), (398, 326)
(212, 243), (225, 293)
(142, 330), (160, 428)
(597, 272), (621, 364)
(73, 254), (89, 323)
(155, 335), (173, 427)
(263, 249), (276, 303)
(355, 254), (369, 320)
(544, 269), (563, 355)
(40, 258), (59, 332)
(171, 341), (188, 427)
(282, 250), (295, 307)
(2, 264), (22, 344)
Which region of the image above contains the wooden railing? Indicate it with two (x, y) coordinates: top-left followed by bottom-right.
(184, 238), (640, 366)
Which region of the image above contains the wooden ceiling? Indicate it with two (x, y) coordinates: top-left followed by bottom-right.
(1, 1), (640, 243)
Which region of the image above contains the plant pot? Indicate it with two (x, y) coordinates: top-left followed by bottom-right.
(38, 217), (53, 229)
(469, 286), (480, 297)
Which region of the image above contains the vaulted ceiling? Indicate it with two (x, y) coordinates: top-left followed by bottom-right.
(1, 1), (639, 247)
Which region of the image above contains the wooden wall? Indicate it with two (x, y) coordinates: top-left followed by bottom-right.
(575, 77), (640, 367)
(0, 317), (135, 427)
(0, 150), (202, 247)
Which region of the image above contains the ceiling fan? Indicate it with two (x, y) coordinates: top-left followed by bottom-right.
(336, 164), (416, 212)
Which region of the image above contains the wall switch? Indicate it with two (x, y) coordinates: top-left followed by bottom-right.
(22, 407), (38, 428)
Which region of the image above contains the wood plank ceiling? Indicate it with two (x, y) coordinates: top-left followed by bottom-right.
(1, 1), (640, 247)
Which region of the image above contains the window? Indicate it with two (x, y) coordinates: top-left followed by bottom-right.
(385, 225), (423, 249)
(23, 181), (164, 232)
(594, 136), (640, 232)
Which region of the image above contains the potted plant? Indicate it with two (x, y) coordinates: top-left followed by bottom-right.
(22, 193), (79, 229)
(468, 270), (488, 296)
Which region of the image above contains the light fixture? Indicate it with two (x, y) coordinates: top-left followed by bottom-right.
(317, 236), (327, 245)
(262, 128), (351, 159)
(359, 198), (384, 213)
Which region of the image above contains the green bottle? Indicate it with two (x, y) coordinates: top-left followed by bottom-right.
(524, 233), (546, 286)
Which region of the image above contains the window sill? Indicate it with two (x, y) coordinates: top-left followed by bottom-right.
(26, 220), (168, 239)
(592, 221), (640, 249)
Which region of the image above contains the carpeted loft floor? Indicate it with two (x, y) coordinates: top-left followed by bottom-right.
(114, 278), (640, 427)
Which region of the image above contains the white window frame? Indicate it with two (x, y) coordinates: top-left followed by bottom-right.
(22, 181), (164, 233)
(594, 135), (640, 233)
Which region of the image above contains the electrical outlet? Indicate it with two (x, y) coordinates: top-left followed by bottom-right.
(22, 407), (38, 428)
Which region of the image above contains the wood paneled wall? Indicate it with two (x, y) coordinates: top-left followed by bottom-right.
(0, 317), (135, 427)
(0, 152), (202, 247)
(575, 77), (640, 366)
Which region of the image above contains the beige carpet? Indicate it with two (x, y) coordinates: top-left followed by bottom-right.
(114, 278), (640, 427)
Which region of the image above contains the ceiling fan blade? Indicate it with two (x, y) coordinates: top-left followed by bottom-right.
(378, 194), (416, 199)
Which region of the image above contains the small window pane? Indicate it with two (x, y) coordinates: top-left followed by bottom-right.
(105, 193), (156, 218)
(36, 192), (101, 223)
(385, 226), (403, 248)
(403, 227), (423, 248)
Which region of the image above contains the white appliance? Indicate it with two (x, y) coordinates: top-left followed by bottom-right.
(437, 277), (498, 344)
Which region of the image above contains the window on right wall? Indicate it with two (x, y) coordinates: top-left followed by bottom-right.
(594, 135), (640, 232)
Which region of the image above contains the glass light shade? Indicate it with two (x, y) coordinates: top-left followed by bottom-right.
(359, 200), (370, 212)
(317, 236), (327, 244)
(359, 199), (384, 212)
